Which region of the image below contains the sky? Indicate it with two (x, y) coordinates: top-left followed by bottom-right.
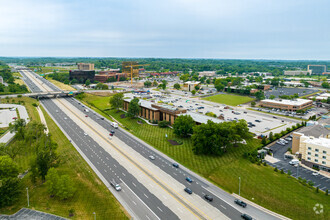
(0, 0), (329, 59)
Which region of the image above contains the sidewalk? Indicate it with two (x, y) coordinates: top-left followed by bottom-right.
(36, 106), (48, 134)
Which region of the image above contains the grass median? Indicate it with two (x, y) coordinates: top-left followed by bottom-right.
(80, 93), (329, 220)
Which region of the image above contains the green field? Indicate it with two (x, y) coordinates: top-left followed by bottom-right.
(0, 97), (128, 220)
(79, 94), (329, 220)
(202, 94), (255, 106)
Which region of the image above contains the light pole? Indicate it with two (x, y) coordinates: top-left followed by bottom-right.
(297, 164), (299, 177)
(26, 187), (29, 207)
(93, 212), (96, 220)
(239, 177), (241, 196)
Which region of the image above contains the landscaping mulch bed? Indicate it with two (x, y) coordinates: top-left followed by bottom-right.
(120, 114), (126, 118)
(168, 139), (182, 145)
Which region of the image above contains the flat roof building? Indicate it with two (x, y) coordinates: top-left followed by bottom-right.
(198, 71), (216, 77)
(69, 70), (95, 82)
(77, 63), (94, 71)
(308, 65), (327, 75)
(260, 99), (313, 111)
(183, 81), (200, 92)
(284, 70), (312, 76)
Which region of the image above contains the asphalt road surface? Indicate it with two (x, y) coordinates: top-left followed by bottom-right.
(19, 69), (284, 220)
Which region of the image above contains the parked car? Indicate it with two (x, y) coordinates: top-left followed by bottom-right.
(312, 172), (319, 176)
(255, 119), (261, 122)
(204, 195), (213, 202)
(185, 177), (193, 183)
(285, 137), (292, 141)
(289, 159), (299, 165)
(184, 187), (192, 194)
(235, 199), (247, 208)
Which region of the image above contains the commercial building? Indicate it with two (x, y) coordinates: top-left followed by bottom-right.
(77, 63), (94, 71)
(284, 70), (312, 76)
(198, 71), (216, 77)
(183, 81), (200, 91)
(307, 65), (326, 75)
(94, 71), (126, 83)
(259, 99), (313, 111)
(69, 70), (95, 82)
(283, 81), (304, 87)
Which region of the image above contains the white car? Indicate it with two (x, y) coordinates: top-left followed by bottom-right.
(84, 132), (88, 136)
(149, 155), (155, 160)
(312, 172), (319, 176)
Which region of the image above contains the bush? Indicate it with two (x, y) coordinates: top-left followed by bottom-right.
(308, 181), (314, 187)
(280, 169), (284, 174)
(287, 170), (292, 175)
(263, 161), (267, 166)
(325, 189), (328, 196)
(274, 167), (278, 172)
(316, 187), (319, 193)
(32, 103), (38, 107)
(158, 121), (170, 128)
(17, 95), (22, 98)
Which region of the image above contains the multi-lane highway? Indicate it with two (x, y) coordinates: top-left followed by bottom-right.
(19, 69), (286, 220)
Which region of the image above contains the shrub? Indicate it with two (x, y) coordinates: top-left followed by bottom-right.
(158, 121), (170, 128)
(325, 189), (328, 196)
(274, 167), (278, 172)
(316, 187), (319, 193)
(17, 95), (22, 98)
(308, 181), (314, 187)
(263, 161), (267, 166)
(280, 169), (284, 174)
(32, 103), (38, 107)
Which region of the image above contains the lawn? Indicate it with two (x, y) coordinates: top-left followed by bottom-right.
(0, 97), (128, 220)
(46, 77), (76, 91)
(80, 94), (329, 220)
(202, 94), (255, 106)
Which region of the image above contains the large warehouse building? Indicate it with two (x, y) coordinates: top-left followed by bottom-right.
(259, 99), (313, 111)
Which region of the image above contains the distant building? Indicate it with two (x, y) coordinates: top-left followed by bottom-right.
(69, 70), (95, 82)
(308, 65), (327, 75)
(183, 81), (200, 91)
(77, 63), (94, 71)
(0, 76), (3, 84)
(94, 71), (126, 82)
(198, 71), (216, 77)
(259, 99), (313, 111)
(284, 70), (312, 76)
(283, 81), (304, 87)
(150, 72), (178, 77)
(322, 72), (330, 75)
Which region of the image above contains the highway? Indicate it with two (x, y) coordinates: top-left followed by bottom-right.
(19, 69), (286, 220)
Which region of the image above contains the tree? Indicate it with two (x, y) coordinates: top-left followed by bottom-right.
(56, 175), (76, 200)
(144, 81), (152, 88)
(95, 82), (104, 90)
(206, 79), (211, 84)
(174, 83), (181, 90)
(255, 91), (265, 100)
(109, 93), (124, 110)
(173, 115), (194, 138)
(9, 119), (26, 140)
(269, 95), (276, 100)
(0, 155), (21, 208)
(194, 85), (200, 91)
(261, 136), (267, 145)
(321, 81), (330, 88)
(269, 132), (274, 141)
(158, 121), (170, 128)
(85, 79), (91, 86)
(191, 90), (196, 95)
(128, 98), (140, 118)
(152, 81), (158, 87)
(251, 101), (256, 107)
(46, 167), (59, 196)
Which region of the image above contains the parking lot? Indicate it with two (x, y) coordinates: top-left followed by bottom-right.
(129, 91), (299, 136)
(0, 108), (17, 128)
(269, 140), (330, 192)
(265, 87), (318, 98)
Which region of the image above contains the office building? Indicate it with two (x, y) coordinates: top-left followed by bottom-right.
(94, 71), (126, 82)
(69, 70), (95, 82)
(284, 70), (312, 76)
(198, 71), (216, 77)
(77, 63), (94, 71)
(183, 81), (200, 91)
(260, 99), (313, 111)
(307, 65), (326, 75)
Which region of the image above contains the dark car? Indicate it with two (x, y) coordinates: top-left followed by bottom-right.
(204, 195), (213, 202)
(241, 213), (252, 220)
(185, 177), (193, 183)
(235, 199), (247, 208)
(255, 119), (261, 122)
(273, 116), (277, 119)
(184, 187), (192, 194)
(110, 130), (115, 134)
(172, 163), (179, 168)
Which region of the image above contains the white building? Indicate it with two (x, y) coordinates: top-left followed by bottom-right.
(284, 70), (312, 76)
(198, 71), (216, 77)
(183, 81), (200, 92)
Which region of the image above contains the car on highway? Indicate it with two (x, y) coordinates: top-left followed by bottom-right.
(64, 117), (67, 120)
(56, 110), (59, 113)
(172, 163), (179, 168)
(84, 132), (88, 136)
(110, 180), (122, 191)
(184, 187), (192, 194)
(185, 177), (193, 183)
(255, 119), (261, 122)
(204, 195), (213, 202)
(85, 115), (88, 117)
(241, 213), (253, 220)
(149, 155), (155, 160)
(234, 199), (247, 208)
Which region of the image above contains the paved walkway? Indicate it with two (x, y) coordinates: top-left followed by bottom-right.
(36, 106), (48, 134)
(0, 208), (67, 220)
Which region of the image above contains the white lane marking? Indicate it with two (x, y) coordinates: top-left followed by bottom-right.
(221, 205), (226, 209)
(144, 193), (149, 198)
(122, 172), (126, 176)
(173, 172), (177, 176)
(146, 215), (151, 220)
(157, 207), (163, 212)
(104, 169), (107, 173)
(132, 182), (136, 187)
(132, 200), (137, 205)
(114, 164), (117, 167)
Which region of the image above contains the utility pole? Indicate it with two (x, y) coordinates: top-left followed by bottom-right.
(239, 177), (241, 196)
(93, 212), (96, 220)
(26, 187), (29, 207)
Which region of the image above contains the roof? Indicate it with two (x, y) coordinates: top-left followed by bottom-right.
(302, 137), (330, 149)
(124, 97), (158, 110)
(261, 98), (312, 106)
(296, 124), (330, 138)
(178, 112), (224, 124)
(184, 81), (200, 85)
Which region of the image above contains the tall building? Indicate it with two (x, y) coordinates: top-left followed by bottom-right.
(77, 63), (94, 71)
(308, 65), (327, 75)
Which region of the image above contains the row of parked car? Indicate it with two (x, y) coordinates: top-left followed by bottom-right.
(276, 135), (292, 146)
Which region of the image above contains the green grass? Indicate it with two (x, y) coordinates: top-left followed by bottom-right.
(81, 93), (112, 110)
(202, 94), (255, 106)
(247, 108), (306, 122)
(80, 94), (329, 220)
(0, 97), (128, 220)
(300, 90), (322, 99)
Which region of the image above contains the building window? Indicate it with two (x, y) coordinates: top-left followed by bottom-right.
(322, 161), (326, 165)
(315, 159), (318, 162)
(307, 157), (311, 160)
(315, 154), (318, 157)
(323, 156), (326, 159)
(308, 147), (312, 150)
(308, 152), (311, 155)
(323, 151), (327, 154)
(315, 149), (319, 152)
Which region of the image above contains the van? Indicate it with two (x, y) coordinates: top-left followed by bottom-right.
(289, 159), (299, 165)
(111, 122), (118, 128)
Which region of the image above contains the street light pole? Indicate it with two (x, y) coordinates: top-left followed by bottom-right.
(93, 212), (96, 220)
(26, 187), (29, 207)
(239, 177), (241, 196)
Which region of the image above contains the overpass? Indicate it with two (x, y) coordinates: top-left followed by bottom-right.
(0, 91), (81, 99)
